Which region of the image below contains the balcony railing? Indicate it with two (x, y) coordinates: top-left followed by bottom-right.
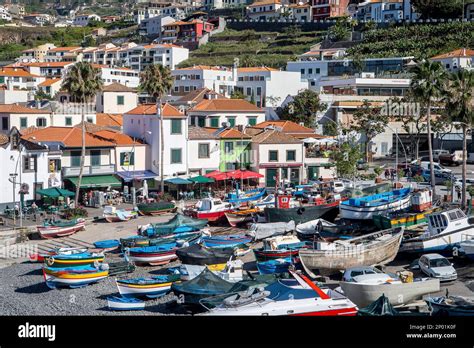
(62, 164), (115, 177)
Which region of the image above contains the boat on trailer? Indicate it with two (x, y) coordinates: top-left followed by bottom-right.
(37, 218), (86, 239)
(339, 188), (411, 220)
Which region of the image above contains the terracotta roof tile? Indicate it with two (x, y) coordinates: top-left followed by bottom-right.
(0, 67), (41, 78)
(189, 99), (263, 112)
(38, 78), (62, 87)
(102, 82), (136, 93)
(48, 46), (81, 52)
(175, 65), (231, 71)
(0, 133), (9, 146)
(217, 128), (251, 139)
(0, 104), (49, 114)
(20, 127), (115, 148)
(177, 88), (224, 103)
(125, 103), (185, 118)
(96, 113), (123, 128)
(237, 67), (278, 72)
(250, 129), (302, 144)
(93, 129), (141, 145)
(188, 126), (218, 140)
(431, 48), (474, 60)
(11, 62), (72, 68)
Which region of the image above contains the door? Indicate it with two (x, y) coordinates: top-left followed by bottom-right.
(266, 168), (277, 188)
(307, 166), (319, 181)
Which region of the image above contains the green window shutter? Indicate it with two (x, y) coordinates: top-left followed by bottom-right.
(91, 150), (101, 166)
(210, 117), (219, 128)
(171, 119), (182, 134)
(269, 150), (278, 161)
(120, 152), (135, 166)
(199, 143), (209, 158)
(227, 117), (236, 127)
(248, 117), (257, 126)
(198, 117), (205, 127)
(65, 117), (72, 126)
(20, 118), (27, 128)
(171, 149), (182, 163)
(287, 150), (296, 161)
(117, 95), (124, 105)
(71, 151), (81, 167)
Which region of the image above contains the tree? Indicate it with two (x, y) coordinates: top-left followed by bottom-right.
(139, 64), (173, 194)
(230, 90), (245, 99)
(443, 69), (474, 209)
(331, 141), (363, 179)
(350, 100), (388, 163)
(410, 60), (447, 197)
(412, 0), (464, 19)
(61, 62), (103, 207)
(328, 18), (350, 42)
(278, 89), (327, 128)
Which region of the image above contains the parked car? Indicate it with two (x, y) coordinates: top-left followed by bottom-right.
(342, 266), (397, 283)
(421, 169), (454, 185)
(439, 151), (463, 166)
(420, 161), (452, 174)
(433, 149), (450, 161)
(418, 254), (457, 282)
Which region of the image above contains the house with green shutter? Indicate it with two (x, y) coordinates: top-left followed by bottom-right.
(212, 127), (252, 172)
(187, 98), (266, 129)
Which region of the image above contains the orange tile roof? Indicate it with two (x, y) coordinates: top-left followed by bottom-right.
(20, 127), (115, 148)
(176, 65), (231, 72)
(249, 0), (281, 6)
(93, 130), (141, 145)
(125, 103), (185, 118)
(237, 67), (278, 73)
(218, 128), (251, 139)
(48, 46), (81, 52)
(431, 48), (474, 60)
(253, 120), (323, 139)
(189, 99), (263, 112)
(12, 62), (72, 68)
(0, 104), (49, 114)
(0, 67), (41, 78)
(96, 113), (123, 127)
(38, 78), (62, 87)
(102, 82), (136, 92)
(251, 129), (302, 144)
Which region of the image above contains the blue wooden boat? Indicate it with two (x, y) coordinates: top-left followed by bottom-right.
(43, 264), (109, 289)
(226, 188), (266, 204)
(107, 296), (145, 311)
(340, 188), (412, 220)
(44, 251), (105, 268)
(137, 214), (208, 237)
(202, 234), (252, 248)
(116, 274), (181, 298)
(256, 257), (292, 275)
(94, 239), (120, 250)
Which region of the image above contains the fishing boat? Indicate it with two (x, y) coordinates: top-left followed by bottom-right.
(247, 221), (296, 241)
(137, 201), (176, 216)
(93, 239), (120, 251)
(37, 218), (86, 239)
(176, 243), (235, 266)
(256, 257), (292, 275)
(372, 209), (435, 230)
(339, 268), (440, 308)
(116, 274), (181, 298)
(177, 260), (244, 282)
(460, 239), (474, 260)
(226, 188), (266, 204)
(43, 264), (109, 289)
(120, 235), (150, 249)
(253, 235), (311, 261)
(295, 218), (357, 240)
(107, 296), (145, 311)
(426, 296), (474, 316)
(202, 234), (252, 248)
(127, 243), (181, 266)
(103, 206), (138, 223)
(185, 198), (233, 222)
(29, 247), (88, 263)
(200, 271), (358, 316)
(44, 251), (105, 268)
(225, 207), (260, 227)
(339, 188), (411, 220)
(252, 194), (275, 208)
(400, 209), (474, 254)
(121, 231), (202, 249)
(137, 214), (208, 237)
(264, 198), (341, 224)
(299, 227), (404, 276)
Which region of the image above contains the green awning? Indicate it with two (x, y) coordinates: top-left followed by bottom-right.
(188, 175), (215, 184)
(67, 175), (122, 188)
(165, 177), (192, 185)
(36, 187), (75, 198)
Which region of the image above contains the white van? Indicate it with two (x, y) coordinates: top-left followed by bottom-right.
(420, 161), (452, 174)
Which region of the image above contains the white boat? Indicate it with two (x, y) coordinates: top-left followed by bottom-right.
(178, 259), (244, 282)
(339, 188), (412, 220)
(107, 296), (145, 311)
(185, 198), (233, 222)
(37, 218), (86, 239)
(339, 268), (440, 308)
(299, 227), (404, 275)
(400, 208), (474, 254)
(253, 194), (275, 208)
(460, 239), (474, 260)
(200, 271), (358, 316)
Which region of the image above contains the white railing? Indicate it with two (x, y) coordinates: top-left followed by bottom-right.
(62, 164), (115, 177)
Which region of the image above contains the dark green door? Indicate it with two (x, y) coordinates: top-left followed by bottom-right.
(308, 166), (319, 181)
(266, 168), (277, 187)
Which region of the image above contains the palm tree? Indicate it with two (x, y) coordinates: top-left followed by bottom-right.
(139, 64), (173, 194)
(62, 62), (103, 208)
(410, 60), (447, 198)
(444, 69), (474, 209)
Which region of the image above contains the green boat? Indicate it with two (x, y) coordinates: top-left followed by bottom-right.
(137, 201), (176, 216)
(372, 208), (437, 230)
(138, 214), (208, 237)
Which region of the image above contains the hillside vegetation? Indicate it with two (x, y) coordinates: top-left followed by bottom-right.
(178, 28), (326, 69)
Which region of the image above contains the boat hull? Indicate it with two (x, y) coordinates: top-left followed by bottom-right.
(253, 249), (299, 261)
(225, 211), (256, 227)
(104, 214), (132, 223)
(340, 195), (411, 220)
(128, 250), (178, 266)
(38, 220), (86, 239)
(43, 268), (108, 288)
(45, 255), (105, 268)
(116, 280), (174, 298)
(107, 297), (145, 311)
(340, 278), (440, 308)
(373, 210), (432, 230)
(264, 203), (339, 224)
(189, 210), (231, 222)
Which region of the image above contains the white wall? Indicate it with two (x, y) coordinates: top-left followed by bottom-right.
(97, 91), (138, 114)
(187, 139), (220, 174)
(188, 110), (266, 128)
(0, 90), (30, 104)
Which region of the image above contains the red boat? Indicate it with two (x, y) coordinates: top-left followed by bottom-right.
(185, 198), (233, 223)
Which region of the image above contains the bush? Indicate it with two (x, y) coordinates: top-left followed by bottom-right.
(62, 207), (88, 220)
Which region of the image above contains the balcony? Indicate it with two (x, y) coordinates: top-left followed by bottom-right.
(62, 164), (115, 177)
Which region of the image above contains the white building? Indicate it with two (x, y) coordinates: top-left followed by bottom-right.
(247, 0), (284, 20)
(0, 6), (12, 21)
(123, 103), (189, 178)
(38, 78), (63, 98)
(23, 13), (54, 26)
(187, 98), (266, 128)
(187, 126), (220, 175)
(430, 48), (474, 72)
(17, 43), (57, 63)
(134, 4), (189, 24)
(172, 65), (235, 97)
(5, 4), (25, 18)
(139, 15), (175, 36)
(288, 3), (311, 21)
(44, 46), (82, 63)
(96, 83), (138, 114)
(0, 67), (46, 91)
(354, 0), (419, 21)
(202, 0), (249, 10)
(0, 105), (51, 133)
(73, 13), (101, 26)
(123, 43), (189, 71)
(100, 67), (140, 88)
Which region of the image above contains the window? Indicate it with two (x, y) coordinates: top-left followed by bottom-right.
(247, 117), (257, 126)
(224, 141), (234, 154)
(36, 118), (47, 127)
(65, 117), (72, 126)
(210, 117), (220, 128)
(120, 152), (135, 166)
(2, 117), (8, 130)
(198, 117), (205, 127)
(117, 95), (125, 105)
(71, 151), (81, 167)
(23, 155), (36, 172)
(381, 142), (388, 155)
(227, 117), (236, 127)
(87, 117), (93, 123)
(308, 68), (313, 74)
(20, 118), (27, 129)
(269, 150), (278, 162)
(300, 68), (305, 75)
(48, 159), (61, 172)
(246, 87), (251, 96)
(198, 143), (210, 158)
(171, 148), (182, 164)
(171, 119), (182, 134)
(286, 150), (296, 161)
(256, 87), (262, 96)
(90, 150), (101, 166)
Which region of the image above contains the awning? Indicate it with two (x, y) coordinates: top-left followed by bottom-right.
(67, 175), (122, 188)
(165, 177), (192, 185)
(36, 187), (75, 198)
(228, 169), (263, 180)
(307, 163), (336, 167)
(116, 170), (158, 182)
(188, 175), (215, 184)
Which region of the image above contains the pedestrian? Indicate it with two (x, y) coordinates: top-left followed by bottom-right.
(456, 186), (461, 201)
